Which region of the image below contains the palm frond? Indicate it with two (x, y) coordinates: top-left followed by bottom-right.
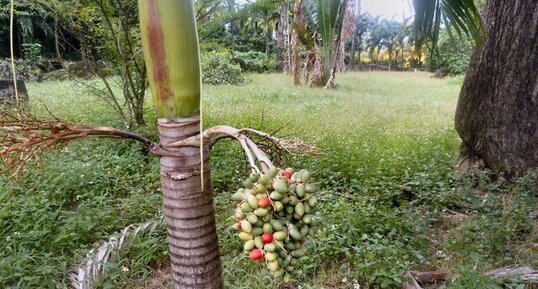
(301, 0), (347, 84)
(70, 218), (164, 289)
(413, 0), (484, 52)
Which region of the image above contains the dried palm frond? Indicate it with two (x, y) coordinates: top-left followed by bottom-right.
(0, 112), (156, 174)
(70, 218), (164, 289)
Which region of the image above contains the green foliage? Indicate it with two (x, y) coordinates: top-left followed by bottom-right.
(302, 0), (347, 84)
(201, 51), (245, 85)
(428, 30), (474, 75)
(38, 0), (149, 128)
(413, 0), (484, 57)
(0, 0), (52, 57)
(21, 43), (42, 64)
(313, 197), (424, 288)
(0, 141), (162, 288)
(442, 170), (538, 269)
(233, 51), (276, 73)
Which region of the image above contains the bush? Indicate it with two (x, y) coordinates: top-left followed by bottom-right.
(428, 31), (473, 75)
(201, 51), (245, 85)
(22, 43), (42, 65)
(233, 51), (276, 73)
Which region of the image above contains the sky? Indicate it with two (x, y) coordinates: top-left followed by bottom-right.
(235, 0), (415, 23)
(361, 0), (414, 22)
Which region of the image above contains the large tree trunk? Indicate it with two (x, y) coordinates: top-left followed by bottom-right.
(276, 1), (289, 71)
(337, 0), (355, 72)
(158, 117), (223, 289)
(455, 0), (538, 177)
(291, 0), (305, 85)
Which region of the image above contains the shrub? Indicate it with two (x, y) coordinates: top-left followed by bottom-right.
(201, 51), (245, 85)
(233, 51), (276, 73)
(428, 31), (473, 75)
(22, 43), (42, 65)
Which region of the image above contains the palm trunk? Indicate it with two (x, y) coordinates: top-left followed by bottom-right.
(138, 1), (223, 287)
(291, 0), (304, 85)
(455, 0), (538, 177)
(276, 1), (289, 71)
(158, 117), (223, 288)
(348, 0), (360, 71)
(336, 37), (346, 72)
(401, 45), (404, 68)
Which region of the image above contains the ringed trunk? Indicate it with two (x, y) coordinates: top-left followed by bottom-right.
(138, 0), (224, 288)
(158, 117), (223, 289)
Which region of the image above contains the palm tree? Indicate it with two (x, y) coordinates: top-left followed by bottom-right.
(412, 0), (483, 68)
(137, 1), (224, 287)
(348, 0), (365, 70)
(243, 0), (282, 59)
(302, 0), (348, 88)
(138, 3), (314, 284)
(364, 15), (383, 63)
(380, 19), (402, 70)
(350, 12), (371, 68)
(139, 1), (300, 287)
(396, 17), (412, 68)
(414, 0), (538, 176)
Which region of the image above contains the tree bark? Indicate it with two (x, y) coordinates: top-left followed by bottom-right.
(158, 117), (223, 289)
(388, 45), (393, 71)
(337, 0), (355, 72)
(291, 0), (304, 85)
(266, 18), (272, 60)
(54, 20), (62, 60)
(349, 35), (356, 70)
(401, 43), (404, 68)
(276, 1), (289, 71)
(455, 0), (538, 177)
(349, 0), (362, 71)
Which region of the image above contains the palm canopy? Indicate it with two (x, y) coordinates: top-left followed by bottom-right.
(413, 0), (485, 52)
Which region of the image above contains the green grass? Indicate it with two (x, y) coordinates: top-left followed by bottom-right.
(1, 72), (536, 289)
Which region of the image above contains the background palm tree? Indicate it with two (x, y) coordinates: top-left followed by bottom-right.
(302, 0), (348, 88)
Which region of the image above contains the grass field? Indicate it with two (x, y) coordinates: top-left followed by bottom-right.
(1, 72), (536, 289)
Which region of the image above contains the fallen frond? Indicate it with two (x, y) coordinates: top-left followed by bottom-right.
(70, 218), (164, 289)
